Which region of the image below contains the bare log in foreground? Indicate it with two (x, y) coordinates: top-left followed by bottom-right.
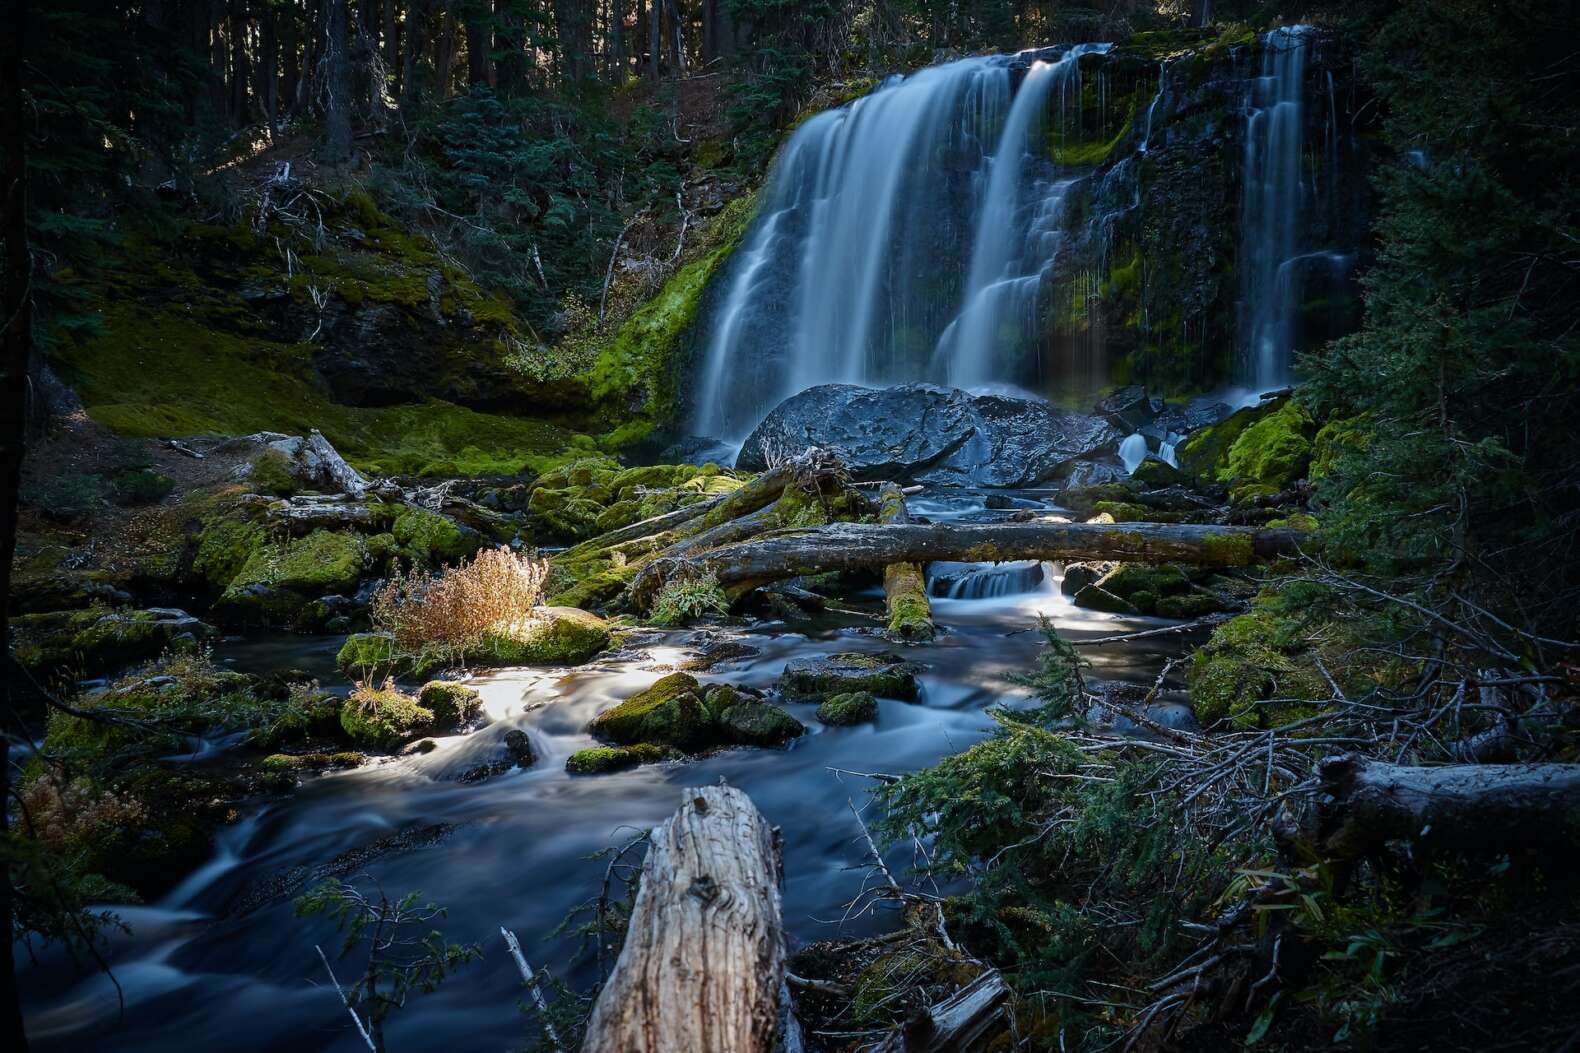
(1317, 754), (1580, 857)
(632, 521), (1305, 608)
(581, 784), (785, 1053)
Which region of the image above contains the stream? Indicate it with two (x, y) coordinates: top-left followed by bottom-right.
(19, 490), (1202, 1052)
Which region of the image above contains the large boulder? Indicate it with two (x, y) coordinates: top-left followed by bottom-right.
(736, 383), (1121, 487)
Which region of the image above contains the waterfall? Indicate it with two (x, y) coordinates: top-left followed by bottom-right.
(1238, 25), (1312, 391)
(691, 46), (1115, 441)
(691, 57), (1013, 440)
(934, 43), (1111, 387)
(1119, 432), (1147, 473)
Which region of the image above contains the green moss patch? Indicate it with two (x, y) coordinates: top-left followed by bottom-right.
(339, 685), (435, 750)
(565, 743), (674, 774)
(779, 652), (921, 701)
(817, 691), (878, 726)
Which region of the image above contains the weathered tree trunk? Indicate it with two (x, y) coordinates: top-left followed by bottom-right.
(320, 0), (353, 160)
(632, 521), (1304, 608)
(494, 0), (529, 94)
(582, 785), (785, 1053)
(1316, 754), (1580, 858)
(878, 484), (933, 641)
(256, 4), (279, 130)
(647, 0), (660, 77)
(465, 0), (492, 85)
(1, 10), (34, 1046)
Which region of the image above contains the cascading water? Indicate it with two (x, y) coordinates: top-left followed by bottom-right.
(934, 43), (1111, 387)
(1238, 25), (1312, 391)
(692, 46), (1109, 440)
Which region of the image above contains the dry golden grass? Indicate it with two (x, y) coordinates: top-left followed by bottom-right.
(370, 545), (549, 655)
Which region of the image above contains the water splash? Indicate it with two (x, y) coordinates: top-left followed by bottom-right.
(1119, 432), (1148, 474)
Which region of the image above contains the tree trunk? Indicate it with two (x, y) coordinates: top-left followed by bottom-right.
(0, 7), (34, 1046)
(257, 4), (279, 130)
(229, 1), (253, 125)
(582, 785), (786, 1053)
(609, 0), (623, 78)
(281, 2), (302, 114)
(321, 0), (354, 160)
(647, 0), (659, 77)
(494, 0), (528, 94)
(434, 6), (458, 97)
(465, 0), (492, 84)
(631, 521), (1305, 608)
(702, 0), (735, 63)
(1316, 754), (1580, 858)
(400, 0), (438, 112)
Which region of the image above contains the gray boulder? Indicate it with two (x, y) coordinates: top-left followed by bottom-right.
(736, 383), (1121, 487)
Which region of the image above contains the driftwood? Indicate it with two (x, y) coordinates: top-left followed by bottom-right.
(632, 521), (1304, 608)
(879, 483), (934, 641)
(1317, 753), (1580, 857)
(858, 971), (1011, 1053)
(581, 784), (786, 1053)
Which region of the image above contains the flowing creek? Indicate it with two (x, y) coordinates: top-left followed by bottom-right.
(20, 491), (1204, 1052)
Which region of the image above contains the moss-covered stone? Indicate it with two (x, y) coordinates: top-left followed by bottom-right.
(417, 681), (482, 728)
(216, 529), (367, 623)
(779, 652), (920, 701)
(336, 632), (405, 676)
(1176, 399), (1281, 483)
(1225, 400), (1314, 497)
(12, 607), (215, 677)
(565, 743), (674, 774)
(393, 506), (480, 564)
(339, 686), (435, 749)
(1155, 592), (1228, 619)
(718, 700), (805, 747)
(478, 607), (611, 665)
(1188, 611), (1328, 729)
(261, 751), (363, 772)
(817, 691), (878, 726)
(588, 672), (714, 751)
(1070, 585), (1139, 615)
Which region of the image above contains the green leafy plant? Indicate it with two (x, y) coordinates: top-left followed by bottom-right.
(649, 574), (729, 627)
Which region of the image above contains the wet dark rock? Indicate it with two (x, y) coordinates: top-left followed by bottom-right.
(737, 383), (1121, 487)
(1096, 385), (1163, 433)
(660, 435), (739, 467)
(1060, 562), (1111, 596)
(503, 729), (535, 767)
(778, 651), (921, 701)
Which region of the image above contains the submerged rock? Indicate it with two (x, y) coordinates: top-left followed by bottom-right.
(736, 383), (1120, 487)
(778, 651), (921, 701)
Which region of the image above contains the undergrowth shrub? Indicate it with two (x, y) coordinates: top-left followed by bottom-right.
(650, 573), (729, 627)
(371, 545), (549, 657)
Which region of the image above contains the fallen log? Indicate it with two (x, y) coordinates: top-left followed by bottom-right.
(858, 970), (1010, 1053)
(581, 784), (786, 1053)
(878, 484), (934, 642)
(1317, 753), (1580, 857)
(631, 521), (1305, 609)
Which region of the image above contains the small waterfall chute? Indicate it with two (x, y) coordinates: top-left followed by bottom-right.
(1119, 432), (1148, 474)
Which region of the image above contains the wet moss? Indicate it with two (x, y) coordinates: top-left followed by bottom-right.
(336, 632), (405, 677)
(817, 691), (878, 726)
(261, 751), (364, 772)
(1188, 611), (1328, 729)
(1225, 400), (1314, 495)
(588, 672), (714, 751)
(339, 685), (435, 750)
(476, 607), (611, 665)
(779, 652), (920, 701)
(883, 563), (934, 642)
(392, 506), (479, 564)
(718, 700), (805, 747)
(416, 681), (481, 728)
(565, 743), (673, 774)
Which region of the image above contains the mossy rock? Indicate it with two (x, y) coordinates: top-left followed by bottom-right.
(1089, 500), (1154, 522)
(778, 652), (920, 701)
(1130, 456), (1186, 488)
(1187, 611), (1327, 729)
(246, 448), (299, 496)
(336, 632), (407, 676)
(1225, 400), (1313, 495)
(817, 691), (878, 726)
(339, 687), (435, 749)
(478, 607), (612, 666)
(1155, 592), (1228, 619)
(261, 751), (363, 772)
(93, 767), (234, 897)
(257, 690), (347, 748)
(13, 607), (214, 677)
(392, 506), (480, 564)
(1175, 398), (1282, 483)
(192, 510), (268, 592)
(1091, 564), (1191, 615)
(1058, 481), (1139, 514)
(1070, 585), (1139, 615)
(588, 672), (715, 751)
(718, 700), (804, 747)
(565, 743), (674, 774)
(216, 529), (368, 623)
(417, 681), (482, 728)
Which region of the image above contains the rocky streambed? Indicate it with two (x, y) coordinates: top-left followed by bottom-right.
(16, 488), (1205, 1053)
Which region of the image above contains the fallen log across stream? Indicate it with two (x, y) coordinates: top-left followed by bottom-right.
(629, 520), (1307, 609)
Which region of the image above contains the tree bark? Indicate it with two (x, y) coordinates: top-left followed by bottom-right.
(582, 784), (785, 1053)
(1316, 754), (1580, 858)
(465, 0), (492, 85)
(320, 0), (354, 160)
(1, 6), (34, 1046)
(631, 521), (1305, 608)
(494, 0), (529, 94)
(647, 0), (659, 77)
